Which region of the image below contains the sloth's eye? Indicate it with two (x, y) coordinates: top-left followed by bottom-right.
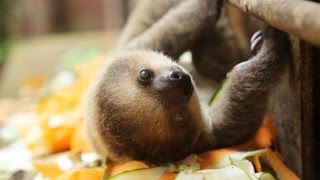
(138, 69), (153, 84)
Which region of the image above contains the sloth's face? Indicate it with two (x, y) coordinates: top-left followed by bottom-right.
(95, 51), (203, 163)
(136, 65), (194, 123)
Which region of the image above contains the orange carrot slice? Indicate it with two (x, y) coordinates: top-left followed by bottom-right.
(70, 121), (91, 153)
(266, 148), (300, 180)
(56, 168), (104, 180)
(199, 148), (237, 169)
(252, 154), (262, 172)
(33, 160), (64, 179)
(106, 160), (150, 176)
(159, 172), (176, 180)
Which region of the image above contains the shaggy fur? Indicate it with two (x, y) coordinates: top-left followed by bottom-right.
(86, 27), (291, 163)
(119, 0), (263, 80)
(85, 0), (291, 164)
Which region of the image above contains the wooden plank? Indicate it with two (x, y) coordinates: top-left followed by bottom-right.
(227, 0), (320, 46)
(313, 47), (320, 178)
(268, 38), (302, 177)
(299, 41), (316, 180)
(267, 38), (316, 180)
(225, 1), (319, 178)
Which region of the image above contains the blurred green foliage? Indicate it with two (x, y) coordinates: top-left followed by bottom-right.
(0, 0), (10, 66)
(60, 47), (102, 70)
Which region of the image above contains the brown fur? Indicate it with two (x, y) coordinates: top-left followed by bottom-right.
(86, 51), (205, 163)
(207, 28), (291, 147)
(119, 0), (264, 80)
(85, 0), (291, 164)
(86, 28), (291, 163)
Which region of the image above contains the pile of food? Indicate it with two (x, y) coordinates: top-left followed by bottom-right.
(0, 48), (299, 180)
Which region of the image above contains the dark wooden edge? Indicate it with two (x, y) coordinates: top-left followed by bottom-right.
(300, 42), (316, 180)
(313, 47), (320, 179)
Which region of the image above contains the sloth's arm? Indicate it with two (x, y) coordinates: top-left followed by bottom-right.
(120, 0), (222, 59)
(119, 0), (183, 47)
(208, 27), (291, 147)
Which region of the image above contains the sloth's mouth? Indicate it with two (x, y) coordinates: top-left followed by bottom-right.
(171, 111), (186, 123)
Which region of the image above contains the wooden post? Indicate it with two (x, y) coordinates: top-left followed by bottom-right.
(226, 0), (319, 179)
(314, 47), (320, 180)
(227, 0), (320, 46)
(299, 41), (316, 180)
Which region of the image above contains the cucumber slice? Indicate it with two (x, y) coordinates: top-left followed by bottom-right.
(229, 157), (255, 174)
(109, 166), (173, 180)
(175, 171), (204, 180)
(175, 165), (254, 180)
(254, 172), (276, 180)
(175, 163), (200, 172)
(212, 156), (232, 169)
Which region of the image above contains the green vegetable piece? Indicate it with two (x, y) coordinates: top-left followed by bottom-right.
(229, 157), (255, 174)
(254, 172), (277, 180)
(175, 165), (254, 180)
(109, 166), (173, 180)
(208, 79), (226, 105)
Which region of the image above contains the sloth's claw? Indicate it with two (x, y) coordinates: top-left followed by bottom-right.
(250, 30), (263, 52)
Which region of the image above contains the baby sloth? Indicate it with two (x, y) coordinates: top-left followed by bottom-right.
(86, 51), (204, 163)
(85, 28), (291, 164)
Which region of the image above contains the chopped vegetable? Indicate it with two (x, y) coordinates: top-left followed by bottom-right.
(208, 79), (226, 105)
(33, 160), (64, 179)
(252, 154), (262, 172)
(254, 172), (276, 180)
(266, 148), (299, 180)
(109, 166), (173, 180)
(20, 56), (104, 156)
(70, 121), (91, 153)
(106, 160), (150, 177)
(199, 148), (236, 169)
(176, 165), (253, 180)
(56, 167), (103, 180)
(251, 115), (276, 148)
(159, 172), (176, 180)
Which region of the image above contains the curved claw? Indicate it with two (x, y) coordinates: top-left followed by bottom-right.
(250, 30), (263, 52)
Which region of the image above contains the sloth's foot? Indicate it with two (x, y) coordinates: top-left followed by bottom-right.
(250, 30), (263, 52)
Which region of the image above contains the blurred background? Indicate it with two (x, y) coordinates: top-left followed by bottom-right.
(0, 0), (139, 98)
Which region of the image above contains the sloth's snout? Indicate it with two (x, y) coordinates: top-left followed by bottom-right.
(168, 69), (193, 96)
(153, 66), (194, 105)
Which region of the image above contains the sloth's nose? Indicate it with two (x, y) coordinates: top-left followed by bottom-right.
(168, 69), (193, 96)
(168, 70), (184, 80)
(153, 66), (194, 105)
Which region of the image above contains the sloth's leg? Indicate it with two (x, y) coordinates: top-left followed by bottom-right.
(121, 0), (222, 59)
(191, 13), (247, 81)
(207, 27), (291, 148)
(119, 0), (184, 47)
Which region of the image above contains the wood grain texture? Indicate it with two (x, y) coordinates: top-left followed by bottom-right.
(314, 47), (320, 179)
(299, 41), (316, 180)
(267, 36), (316, 180)
(228, 0), (320, 47)
(228, 0), (318, 178)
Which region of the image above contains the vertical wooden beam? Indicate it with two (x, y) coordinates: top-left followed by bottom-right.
(268, 37), (316, 180)
(313, 46), (320, 177)
(224, 0), (319, 177)
(299, 41), (316, 180)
